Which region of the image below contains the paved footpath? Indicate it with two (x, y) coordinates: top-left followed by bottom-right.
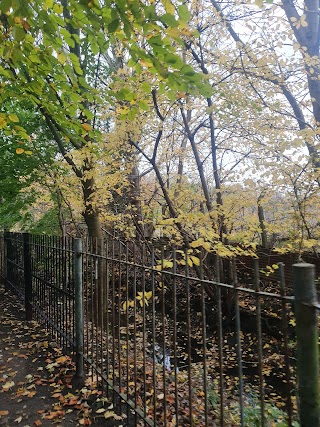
(0, 284), (124, 427)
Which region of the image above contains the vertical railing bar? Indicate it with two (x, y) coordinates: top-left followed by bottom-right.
(55, 237), (58, 343)
(58, 237), (61, 343)
(172, 246), (179, 427)
(23, 232), (32, 321)
(111, 239), (116, 404)
(233, 259), (244, 427)
(185, 248), (193, 427)
(63, 237), (67, 346)
(151, 245), (157, 426)
(161, 246), (167, 427)
(72, 237), (76, 352)
(96, 238), (100, 387)
(4, 231), (9, 292)
(74, 237), (84, 380)
(216, 256), (225, 427)
(117, 239), (122, 413)
(133, 243), (138, 425)
(85, 239), (89, 377)
(279, 262), (293, 426)
(253, 258), (265, 427)
(37, 235), (40, 323)
(53, 236), (57, 342)
(105, 237), (110, 398)
(69, 237), (73, 349)
(100, 238), (105, 398)
(52, 236), (55, 340)
(125, 241), (130, 421)
(90, 240), (95, 381)
(142, 243), (147, 417)
(200, 254), (208, 426)
(45, 236), (49, 333)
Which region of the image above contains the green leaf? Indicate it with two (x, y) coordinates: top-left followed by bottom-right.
(160, 13), (178, 27)
(0, 0), (11, 13)
(141, 82), (151, 93)
(53, 3), (63, 14)
(13, 26), (26, 42)
(108, 19), (120, 33)
(138, 100), (149, 111)
(178, 5), (190, 23)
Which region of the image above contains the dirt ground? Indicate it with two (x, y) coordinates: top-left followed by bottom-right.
(0, 284), (126, 427)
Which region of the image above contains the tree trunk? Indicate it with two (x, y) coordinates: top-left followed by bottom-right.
(128, 165), (145, 240)
(257, 201), (268, 249)
(81, 175), (102, 239)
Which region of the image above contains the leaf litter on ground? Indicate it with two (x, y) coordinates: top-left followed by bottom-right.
(0, 284), (126, 426)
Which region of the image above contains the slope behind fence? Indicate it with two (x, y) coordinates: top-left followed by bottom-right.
(0, 231), (319, 427)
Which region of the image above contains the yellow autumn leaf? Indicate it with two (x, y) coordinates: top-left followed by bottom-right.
(25, 150), (32, 155)
(0, 117), (6, 128)
(45, 0), (54, 8)
(145, 291), (152, 300)
(139, 59), (153, 68)
(81, 123), (92, 131)
(190, 238), (204, 248)
(57, 52), (67, 64)
(53, 3), (63, 13)
(162, 0), (175, 14)
(190, 256), (200, 266)
(16, 148), (24, 154)
(9, 114), (19, 123)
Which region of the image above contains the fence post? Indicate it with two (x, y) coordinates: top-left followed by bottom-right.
(23, 233), (33, 321)
(4, 231), (12, 291)
(73, 238), (84, 380)
(293, 263), (320, 427)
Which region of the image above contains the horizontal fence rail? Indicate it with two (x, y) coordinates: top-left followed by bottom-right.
(1, 231), (319, 426)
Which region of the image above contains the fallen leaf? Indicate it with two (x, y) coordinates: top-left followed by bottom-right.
(34, 420), (42, 426)
(104, 411), (115, 419)
(27, 391), (37, 398)
(79, 418), (92, 425)
(14, 416), (22, 423)
(0, 411), (9, 416)
(2, 380), (15, 391)
(56, 356), (68, 364)
(52, 392), (63, 398)
(43, 410), (64, 420)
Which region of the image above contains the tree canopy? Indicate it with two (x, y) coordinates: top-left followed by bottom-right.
(0, 0), (319, 255)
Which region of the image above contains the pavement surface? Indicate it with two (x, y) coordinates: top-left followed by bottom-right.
(0, 284), (126, 427)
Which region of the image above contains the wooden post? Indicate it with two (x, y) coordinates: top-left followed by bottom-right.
(293, 263), (320, 427)
(73, 238), (84, 380)
(23, 233), (32, 321)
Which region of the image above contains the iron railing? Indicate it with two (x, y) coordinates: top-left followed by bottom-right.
(1, 231), (319, 426)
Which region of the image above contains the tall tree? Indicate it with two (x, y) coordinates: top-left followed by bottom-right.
(0, 0), (210, 237)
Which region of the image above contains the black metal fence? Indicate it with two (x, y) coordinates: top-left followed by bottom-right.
(1, 231), (319, 427)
